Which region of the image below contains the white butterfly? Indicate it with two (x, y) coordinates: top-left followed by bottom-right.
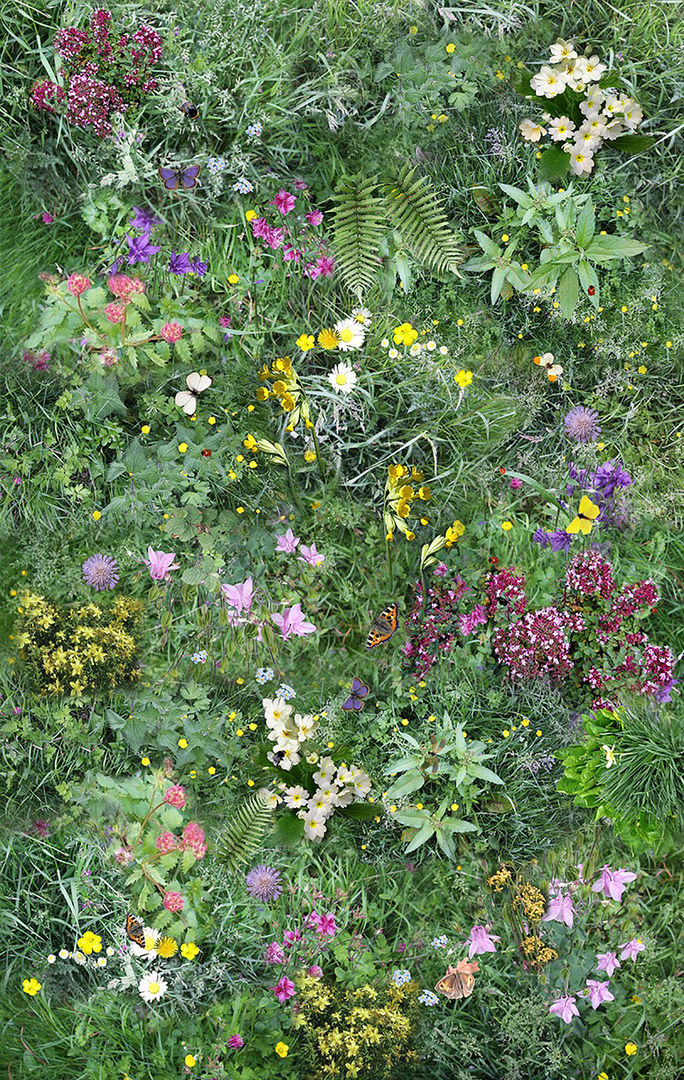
(174, 372), (213, 416)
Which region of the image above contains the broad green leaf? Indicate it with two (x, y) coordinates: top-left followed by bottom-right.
(575, 201), (595, 247)
(491, 265), (507, 303)
(584, 236), (648, 262)
(611, 133), (655, 154)
(558, 266), (579, 317)
(468, 764), (504, 785)
(385, 772), (425, 799)
(538, 145), (571, 182)
(405, 822), (436, 853)
(473, 229), (502, 258)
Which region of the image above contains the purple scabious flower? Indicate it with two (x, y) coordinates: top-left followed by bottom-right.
(82, 553), (119, 591)
(564, 406), (601, 443)
(245, 865), (283, 902)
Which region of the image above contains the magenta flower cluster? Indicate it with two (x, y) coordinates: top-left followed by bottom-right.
(493, 606), (576, 682)
(155, 822), (207, 860)
(403, 575), (471, 677)
(249, 189), (334, 281)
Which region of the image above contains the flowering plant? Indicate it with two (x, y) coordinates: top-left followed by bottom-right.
(245, 187), (334, 281)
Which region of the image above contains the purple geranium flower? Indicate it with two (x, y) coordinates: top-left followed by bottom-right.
(620, 938), (645, 961)
(549, 995), (580, 1024)
(298, 543), (325, 568)
(275, 528), (300, 554)
(126, 232), (161, 264)
(221, 577), (253, 616)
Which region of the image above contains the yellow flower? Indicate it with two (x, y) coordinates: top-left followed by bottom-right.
(141, 425), (150, 434)
(625, 1043), (637, 1056)
(185, 1055), (196, 1067)
(178, 737), (188, 749)
(178, 443), (188, 454)
(156, 937), (178, 958)
(501, 234), (509, 242)
(77, 932), (102, 955)
(256, 386), (269, 401)
(181, 942), (199, 959)
(228, 274), (239, 284)
(92, 510), (102, 521)
(141, 757), (150, 767)
(275, 1042), (289, 1058)
(208, 415), (217, 425)
(454, 369), (473, 388)
(304, 450), (317, 463)
(598, 1073), (609, 1080)
(446, 43), (456, 53)
(396, 499), (411, 519)
(245, 210), (257, 221)
(388, 463), (407, 481)
(22, 978), (41, 995)
(501, 520), (513, 531)
(638, 365), (647, 374)
(445, 520), (465, 542)
(296, 333), (315, 351)
(318, 328), (339, 350)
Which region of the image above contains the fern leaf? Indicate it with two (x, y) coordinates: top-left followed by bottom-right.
(382, 165), (463, 275)
(215, 791), (272, 872)
(331, 174), (386, 297)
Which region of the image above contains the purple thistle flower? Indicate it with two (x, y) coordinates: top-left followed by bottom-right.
(245, 865), (283, 902)
(82, 553), (119, 591)
(564, 406), (601, 443)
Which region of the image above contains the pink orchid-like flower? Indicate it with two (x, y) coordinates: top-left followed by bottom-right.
(305, 209), (324, 226)
(271, 189), (296, 214)
(146, 546), (179, 580)
(464, 925), (500, 958)
(272, 975), (296, 1003)
(309, 911), (337, 937)
(221, 576), (253, 615)
(596, 950), (621, 977)
(585, 979), (615, 1010)
(620, 938), (645, 961)
(271, 603), (317, 641)
(275, 528), (300, 553)
(591, 865), (637, 902)
(549, 995), (580, 1024)
(543, 893), (575, 929)
(298, 543), (325, 568)
(227, 1034), (244, 1049)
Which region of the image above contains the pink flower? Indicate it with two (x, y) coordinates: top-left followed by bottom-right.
(596, 950), (621, 977)
(221, 577), (254, 615)
(305, 262), (322, 280)
(163, 890), (184, 913)
(114, 845), (134, 866)
(306, 210), (324, 226)
(272, 976), (296, 1003)
(108, 273), (136, 298)
(182, 822), (207, 859)
(459, 605), (488, 637)
(464, 925), (500, 958)
(298, 543), (325, 568)
(433, 563), (449, 576)
(542, 893), (575, 929)
(67, 273), (91, 296)
(227, 1034), (244, 1049)
(509, 477), (523, 489)
(309, 911), (337, 937)
(271, 603), (317, 641)
(307, 965), (323, 978)
(591, 865), (637, 902)
(282, 929), (302, 948)
(585, 979), (615, 1010)
(145, 546), (179, 580)
(316, 254), (335, 277)
(163, 784), (187, 809)
(155, 831), (179, 853)
(160, 321), (182, 343)
(549, 995), (580, 1024)
(294, 179), (308, 191)
(272, 189), (296, 214)
(275, 528), (300, 553)
(42, 212), (54, 224)
(105, 302), (126, 323)
(283, 246), (301, 263)
(264, 941), (285, 964)
(620, 938), (645, 961)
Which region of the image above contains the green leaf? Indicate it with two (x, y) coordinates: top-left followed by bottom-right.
(468, 764), (504, 785)
(386, 773), (425, 799)
(181, 566), (206, 586)
(575, 201), (595, 247)
(440, 818), (478, 833)
(558, 266), (579, 317)
(340, 801), (376, 821)
(473, 229), (501, 259)
(491, 265), (507, 303)
(583, 236), (648, 263)
(404, 822), (436, 853)
(611, 133), (655, 154)
(538, 145), (571, 182)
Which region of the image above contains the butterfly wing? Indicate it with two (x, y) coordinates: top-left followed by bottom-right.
(566, 516), (581, 535)
(351, 677), (369, 699)
(175, 390), (197, 416)
(180, 165), (201, 189)
(126, 913), (145, 947)
(435, 967), (465, 999)
(366, 603), (399, 649)
(578, 517), (593, 535)
(158, 166), (180, 191)
(342, 694), (363, 711)
(578, 495), (599, 521)
(186, 372), (212, 394)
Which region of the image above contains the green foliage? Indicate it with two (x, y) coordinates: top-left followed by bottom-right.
(215, 790), (273, 872)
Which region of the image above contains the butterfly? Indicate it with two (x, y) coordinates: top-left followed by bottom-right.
(179, 101), (199, 119)
(434, 958), (479, 1000)
(533, 352), (563, 383)
(342, 676), (370, 711)
(158, 164), (201, 191)
(566, 495), (600, 535)
(175, 372), (213, 416)
(366, 602), (399, 649)
(125, 913), (145, 947)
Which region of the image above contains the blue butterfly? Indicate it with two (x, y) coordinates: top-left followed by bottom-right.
(158, 164), (201, 191)
(342, 676), (370, 712)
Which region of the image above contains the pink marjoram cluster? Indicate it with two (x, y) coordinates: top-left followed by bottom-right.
(160, 322), (183, 343)
(485, 567), (528, 620)
(565, 551), (616, 599)
(403, 576), (471, 677)
(67, 273), (91, 297)
(493, 606), (574, 682)
(163, 891), (184, 913)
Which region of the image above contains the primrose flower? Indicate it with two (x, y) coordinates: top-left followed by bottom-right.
(531, 64), (567, 98)
(519, 119), (546, 142)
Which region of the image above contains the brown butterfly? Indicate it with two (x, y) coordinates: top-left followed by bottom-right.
(366, 602), (399, 649)
(125, 913), (145, 947)
(434, 958), (479, 999)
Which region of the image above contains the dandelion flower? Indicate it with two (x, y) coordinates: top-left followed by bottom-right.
(82, 554), (119, 591)
(317, 328), (339, 350)
(327, 363), (358, 394)
(138, 971), (168, 1003)
(245, 865), (283, 902)
(155, 937), (178, 958)
(564, 406), (601, 443)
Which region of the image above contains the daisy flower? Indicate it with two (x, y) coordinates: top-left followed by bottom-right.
(351, 306), (372, 326)
(327, 363), (358, 394)
(138, 971), (168, 1003)
(129, 928), (161, 959)
(333, 318), (365, 351)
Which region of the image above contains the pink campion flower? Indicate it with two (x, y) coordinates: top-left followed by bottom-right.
(298, 543), (325, 568)
(105, 302), (126, 323)
(275, 528), (300, 554)
(283, 246), (302, 263)
(464, 925), (501, 958)
(67, 273), (91, 296)
(271, 603), (317, 641)
(264, 941), (286, 964)
(309, 911), (337, 937)
(163, 891), (184, 913)
(585, 979), (615, 1010)
(591, 865), (637, 902)
(272, 976), (296, 1003)
(160, 321), (183, 343)
(307, 965), (323, 978)
(596, 951), (621, 977)
(163, 784), (187, 809)
(221, 577), (254, 615)
(620, 938), (645, 961)
(42, 212), (54, 224)
(146, 547), (179, 580)
(316, 254), (335, 277)
(155, 831), (179, 853)
(271, 189), (296, 214)
(549, 995), (580, 1024)
(294, 179), (308, 191)
(227, 1034), (244, 1049)
(542, 893), (575, 929)
(306, 209), (324, 226)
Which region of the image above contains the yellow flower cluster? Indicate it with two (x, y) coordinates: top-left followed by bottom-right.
(383, 464), (432, 541)
(513, 883), (547, 922)
(487, 865), (513, 892)
(17, 592), (143, 696)
(520, 935), (558, 966)
(255, 355), (312, 430)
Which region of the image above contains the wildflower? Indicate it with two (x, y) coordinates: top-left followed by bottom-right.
(502, 521), (513, 531)
(145, 547), (179, 580)
(271, 603), (317, 641)
(125, 232), (161, 264)
(328, 362), (357, 393)
(318, 328), (339, 350)
(419, 990), (439, 1005)
(256, 667), (274, 684)
(162, 891), (184, 914)
(543, 893), (575, 929)
(393, 322), (418, 346)
(67, 273), (91, 296)
(105, 302), (126, 324)
(185, 1056), (196, 1068)
(548, 115), (576, 141)
(306, 209), (324, 226)
(180, 942), (199, 960)
(454, 369), (472, 387)
(585, 979), (615, 1010)
(22, 978), (41, 995)
(77, 931), (102, 955)
(245, 865), (283, 902)
(275, 528), (301, 553)
(138, 972), (168, 1002)
(163, 784), (187, 809)
(272, 190), (296, 214)
(296, 333), (315, 351)
(625, 1043), (638, 1056)
(275, 1042), (289, 1058)
(160, 322), (183, 343)
(459, 605), (488, 636)
(564, 406), (601, 443)
(82, 554), (119, 591)
(620, 938), (645, 961)
(602, 744), (616, 767)
(155, 937), (178, 958)
(591, 866), (637, 902)
(464, 925), (500, 957)
(221, 577), (254, 615)
(432, 935), (448, 949)
(519, 119), (546, 142)
(531, 65), (567, 98)
(569, 146), (595, 177)
(391, 969), (412, 986)
(168, 251), (192, 274)
(549, 995), (580, 1024)
(333, 318), (365, 351)
(272, 976), (296, 1003)
(129, 206), (160, 231)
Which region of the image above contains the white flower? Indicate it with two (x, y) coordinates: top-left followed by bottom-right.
(327, 362), (358, 394)
(580, 88), (605, 115)
(583, 54), (607, 82)
(603, 94), (622, 116)
(575, 126), (602, 151)
(264, 792), (282, 809)
(316, 783), (341, 803)
(381, 338), (390, 348)
(58, 949), (69, 960)
(271, 732), (300, 754)
(335, 764), (353, 786)
(73, 951), (87, 965)
(262, 697), (294, 730)
(47, 954), (56, 964)
(621, 100), (643, 128)
(350, 768), (372, 797)
(269, 745), (301, 770)
(295, 713), (318, 741)
(283, 785), (309, 809)
(426, 340), (437, 351)
(351, 306), (372, 326)
(312, 757), (336, 786)
(530, 65), (567, 98)
(547, 116), (576, 142)
(519, 118), (546, 142)
(549, 38), (577, 63)
(409, 342), (422, 356)
(96, 957), (107, 967)
(561, 57), (587, 91)
(129, 928), (161, 959)
(138, 971), (168, 1003)
(333, 317), (365, 351)
(334, 787), (355, 807)
(308, 792), (335, 818)
(388, 348), (399, 359)
(106, 946), (115, 956)
(584, 116), (609, 140)
(568, 145), (595, 176)
(603, 119), (624, 141)
(305, 751), (319, 764)
(439, 345), (449, 355)
(303, 811), (328, 841)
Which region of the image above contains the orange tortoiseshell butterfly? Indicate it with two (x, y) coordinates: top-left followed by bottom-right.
(125, 913), (145, 947)
(434, 958), (479, 1000)
(366, 602), (399, 649)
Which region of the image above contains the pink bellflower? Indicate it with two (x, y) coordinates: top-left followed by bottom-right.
(542, 893), (575, 929)
(585, 979), (615, 1010)
(591, 865), (637, 902)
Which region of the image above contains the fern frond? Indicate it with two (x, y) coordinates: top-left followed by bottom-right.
(382, 165), (463, 275)
(215, 791), (272, 872)
(331, 174), (386, 297)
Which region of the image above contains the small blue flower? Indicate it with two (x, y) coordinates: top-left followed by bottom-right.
(191, 650), (208, 664)
(276, 683), (296, 700)
(246, 121), (262, 140)
(207, 157), (226, 175)
(233, 178), (254, 194)
(256, 667), (274, 684)
(391, 968), (411, 987)
(431, 935), (448, 949)
(419, 990), (439, 1006)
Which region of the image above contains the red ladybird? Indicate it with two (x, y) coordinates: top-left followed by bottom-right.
(587, 286), (596, 296)
(201, 449), (212, 457)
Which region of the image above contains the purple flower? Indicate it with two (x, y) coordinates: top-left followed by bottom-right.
(433, 563), (449, 576)
(464, 925), (500, 958)
(125, 231), (161, 264)
(542, 893), (574, 929)
(564, 406), (601, 443)
(592, 460), (632, 498)
(596, 950), (621, 977)
(227, 1035), (244, 1049)
(271, 603), (317, 641)
(129, 206), (160, 231)
(271, 190), (296, 214)
(275, 528), (300, 553)
(298, 543), (325, 568)
(305, 209), (324, 226)
(272, 975), (296, 1003)
(190, 256), (208, 276)
(245, 864), (283, 902)
(620, 938), (645, 961)
(459, 605), (488, 636)
(654, 677), (678, 703)
(145, 547), (179, 580)
(585, 979), (615, 1010)
(82, 553), (119, 591)
(591, 865), (637, 902)
(307, 964), (323, 978)
(316, 254), (335, 277)
(309, 911), (337, 937)
(532, 528), (573, 553)
(264, 941), (285, 964)
(168, 250), (192, 274)
(221, 577), (253, 615)
(549, 995), (580, 1024)
(509, 477), (523, 489)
